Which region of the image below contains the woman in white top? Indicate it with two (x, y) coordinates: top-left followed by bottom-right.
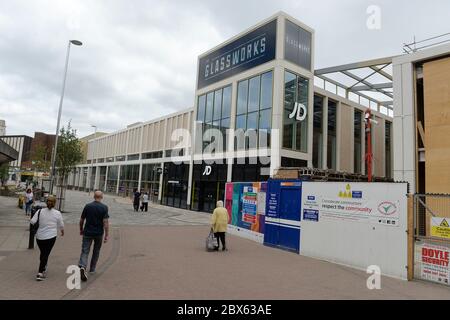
(24, 188), (33, 216)
(30, 195), (65, 281)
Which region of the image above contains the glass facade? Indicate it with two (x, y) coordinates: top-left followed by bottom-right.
(119, 165), (140, 197)
(283, 70), (309, 152)
(192, 161), (228, 212)
(197, 85), (232, 153)
(354, 110), (363, 174)
(89, 167), (96, 191)
(235, 71), (273, 150)
(141, 163), (161, 203)
(327, 99), (337, 170)
(99, 166), (107, 191)
(232, 157), (270, 182)
(312, 95), (323, 168)
(106, 165), (118, 194)
(162, 162), (189, 209)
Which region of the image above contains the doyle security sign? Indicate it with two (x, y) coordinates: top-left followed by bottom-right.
(197, 19), (277, 89)
(301, 182), (403, 227)
(420, 243), (450, 286)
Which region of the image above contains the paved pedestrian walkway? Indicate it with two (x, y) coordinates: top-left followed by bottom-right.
(1, 191), (450, 299)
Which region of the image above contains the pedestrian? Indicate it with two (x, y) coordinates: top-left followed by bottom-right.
(210, 200), (228, 251)
(133, 188), (141, 212)
(78, 190), (109, 282)
(24, 188), (34, 216)
(141, 192), (149, 212)
(30, 195), (64, 281)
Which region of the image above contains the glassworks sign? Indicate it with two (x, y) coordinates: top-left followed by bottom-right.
(284, 20), (312, 71)
(197, 19), (277, 90)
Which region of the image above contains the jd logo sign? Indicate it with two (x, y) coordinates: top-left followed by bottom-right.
(202, 165), (212, 176)
(288, 102), (307, 121)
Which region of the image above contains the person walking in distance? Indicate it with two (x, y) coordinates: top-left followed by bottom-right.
(30, 195), (64, 281)
(133, 189), (141, 212)
(211, 200), (228, 251)
(141, 192), (149, 212)
(24, 188), (34, 216)
(78, 190), (109, 282)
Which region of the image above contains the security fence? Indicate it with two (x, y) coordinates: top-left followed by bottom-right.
(413, 194), (450, 286)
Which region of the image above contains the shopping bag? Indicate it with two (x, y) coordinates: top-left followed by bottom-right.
(205, 229), (218, 252)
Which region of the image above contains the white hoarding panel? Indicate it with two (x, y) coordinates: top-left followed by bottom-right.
(301, 182), (408, 280)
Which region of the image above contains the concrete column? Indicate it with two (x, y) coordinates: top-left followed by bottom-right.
(94, 166), (100, 190)
(137, 162), (143, 191)
(187, 159), (193, 206)
(158, 162), (164, 202)
(116, 165), (121, 195)
(307, 71), (314, 167)
(104, 166), (109, 192)
(336, 101), (342, 171)
(227, 80), (238, 181)
(322, 96), (329, 169)
(269, 65), (284, 176)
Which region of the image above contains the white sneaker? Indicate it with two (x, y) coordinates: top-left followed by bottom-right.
(36, 273), (45, 281)
(80, 267), (88, 282)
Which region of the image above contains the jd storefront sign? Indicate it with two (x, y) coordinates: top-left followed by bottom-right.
(197, 19), (277, 89)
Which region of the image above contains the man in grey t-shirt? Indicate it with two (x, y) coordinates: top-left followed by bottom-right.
(78, 190), (109, 281)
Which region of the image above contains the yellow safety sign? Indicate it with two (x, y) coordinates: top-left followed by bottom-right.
(431, 217), (450, 239)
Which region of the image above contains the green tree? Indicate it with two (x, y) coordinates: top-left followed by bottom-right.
(0, 163), (9, 187)
(31, 143), (51, 172)
(54, 122), (83, 211)
(56, 122), (83, 180)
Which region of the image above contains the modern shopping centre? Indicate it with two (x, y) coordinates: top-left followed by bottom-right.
(67, 11), (450, 212)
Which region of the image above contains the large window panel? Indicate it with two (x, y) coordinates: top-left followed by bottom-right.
(248, 76), (261, 113)
(296, 76), (309, 152)
(313, 95), (323, 168)
(205, 92), (214, 123)
(213, 89), (222, 121)
(235, 71), (273, 151)
(260, 71), (273, 110)
(259, 108), (272, 148)
(283, 70), (308, 152)
(222, 86), (232, 118)
(197, 95), (206, 122)
(327, 100), (337, 170)
(237, 80), (248, 115)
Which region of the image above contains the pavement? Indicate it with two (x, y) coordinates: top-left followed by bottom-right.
(1, 190), (450, 299)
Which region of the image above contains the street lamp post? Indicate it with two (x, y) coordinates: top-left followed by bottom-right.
(88, 124), (97, 195)
(49, 40), (83, 196)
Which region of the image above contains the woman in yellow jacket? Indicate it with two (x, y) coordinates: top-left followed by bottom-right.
(211, 200), (228, 251)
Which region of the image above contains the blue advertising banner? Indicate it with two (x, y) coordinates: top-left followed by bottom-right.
(197, 19), (277, 89)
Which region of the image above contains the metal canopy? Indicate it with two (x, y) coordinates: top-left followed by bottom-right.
(314, 56), (395, 114)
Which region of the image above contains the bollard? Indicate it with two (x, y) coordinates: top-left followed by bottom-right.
(28, 208), (36, 249)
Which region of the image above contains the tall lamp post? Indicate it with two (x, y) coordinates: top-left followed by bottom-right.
(49, 40), (83, 196)
(88, 124), (97, 195)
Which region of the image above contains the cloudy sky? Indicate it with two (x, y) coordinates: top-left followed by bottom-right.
(1, 0), (449, 138)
